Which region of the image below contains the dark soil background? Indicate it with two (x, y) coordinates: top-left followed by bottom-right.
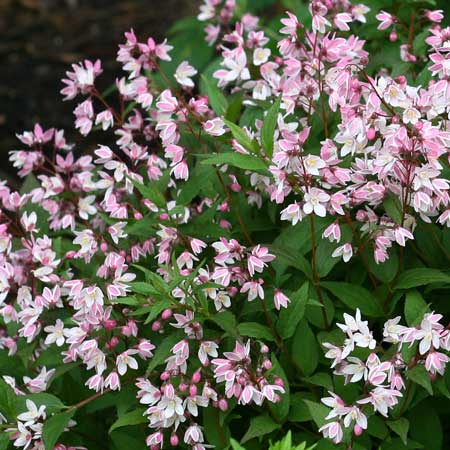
(0, 0), (200, 183)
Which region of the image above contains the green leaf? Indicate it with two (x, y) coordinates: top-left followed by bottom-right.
(241, 414), (280, 443)
(210, 311), (238, 337)
(266, 244), (312, 279)
(42, 410), (75, 450)
(321, 282), (384, 317)
(224, 119), (260, 154)
(387, 418), (409, 445)
(395, 268), (450, 290)
(201, 75), (228, 116)
(276, 282), (309, 339)
(383, 195), (403, 224)
(404, 290), (429, 327)
(261, 96), (281, 158)
(407, 365), (433, 395)
(109, 408), (147, 433)
(292, 319), (318, 376)
(146, 330), (184, 375)
(270, 355), (290, 422)
(131, 179), (166, 209)
(201, 152), (267, 171)
(0, 433), (9, 450)
(230, 438), (247, 450)
(303, 400), (329, 428)
(238, 322), (275, 341)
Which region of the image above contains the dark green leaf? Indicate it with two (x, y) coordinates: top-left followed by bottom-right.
(201, 75), (228, 116)
(42, 410), (75, 450)
(241, 414), (280, 443)
(407, 365), (433, 395)
(321, 282), (384, 317)
(395, 268), (450, 290)
(224, 120), (260, 154)
(292, 319), (318, 376)
(238, 322), (275, 341)
(387, 418), (409, 445)
(109, 408), (147, 433)
(276, 282), (309, 339)
(404, 290), (429, 327)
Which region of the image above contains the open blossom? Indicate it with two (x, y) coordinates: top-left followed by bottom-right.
(175, 61), (198, 88)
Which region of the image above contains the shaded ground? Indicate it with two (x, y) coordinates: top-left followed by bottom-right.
(0, 0), (199, 182)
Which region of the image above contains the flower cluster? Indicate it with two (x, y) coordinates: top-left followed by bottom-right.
(320, 309), (450, 443)
(2, 0), (450, 449)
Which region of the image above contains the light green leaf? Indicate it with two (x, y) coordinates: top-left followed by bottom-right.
(224, 119), (260, 154)
(303, 400), (329, 428)
(201, 75), (228, 116)
(201, 152), (267, 171)
(261, 96), (281, 158)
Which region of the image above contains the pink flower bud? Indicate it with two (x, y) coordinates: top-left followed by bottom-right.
(263, 360), (272, 370)
(192, 370), (202, 384)
(160, 371), (170, 381)
(260, 344), (269, 354)
(108, 336), (119, 349)
(100, 242), (108, 252)
(161, 308), (172, 320)
(151, 321), (161, 332)
(178, 382), (188, 392)
(218, 398), (228, 411)
(189, 384), (198, 396)
(354, 424), (364, 436)
(134, 212), (143, 220)
(65, 250), (76, 259)
(389, 31), (397, 42)
(170, 434), (179, 446)
(104, 319), (117, 330)
(274, 377), (284, 387)
(366, 128), (376, 140)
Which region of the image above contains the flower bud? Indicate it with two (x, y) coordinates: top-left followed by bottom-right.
(274, 377), (284, 387)
(104, 319), (117, 330)
(218, 398), (228, 411)
(170, 434), (179, 446)
(134, 212), (143, 220)
(192, 370), (202, 384)
(354, 424), (364, 436)
(151, 321), (161, 332)
(389, 31), (397, 42)
(161, 308), (173, 320)
(366, 128), (376, 140)
(189, 384), (198, 397)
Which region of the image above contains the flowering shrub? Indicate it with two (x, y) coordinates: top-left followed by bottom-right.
(3, 0), (450, 449)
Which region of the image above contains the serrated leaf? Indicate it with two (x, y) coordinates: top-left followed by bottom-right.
(395, 268), (450, 289)
(109, 408), (147, 433)
(237, 322), (275, 341)
(261, 96), (281, 158)
(42, 410), (75, 450)
(131, 179), (166, 209)
(201, 152), (267, 171)
(276, 282), (309, 339)
(224, 119), (260, 154)
(241, 414), (280, 443)
(387, 418), (409, 445)
(321, 282), (384, 317)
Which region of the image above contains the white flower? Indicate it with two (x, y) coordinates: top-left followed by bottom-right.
(17, 400), (46, 423)
(175, 61), (197, 88)
(253, 47), (271, 66)
(303, 188), (330, 217)
(44, 319), (68, 347)
(116, 350), (139, 375)
(332, 243), (353, 263)
(78, 195), (97, 220)
(303, 155), (326, 176)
